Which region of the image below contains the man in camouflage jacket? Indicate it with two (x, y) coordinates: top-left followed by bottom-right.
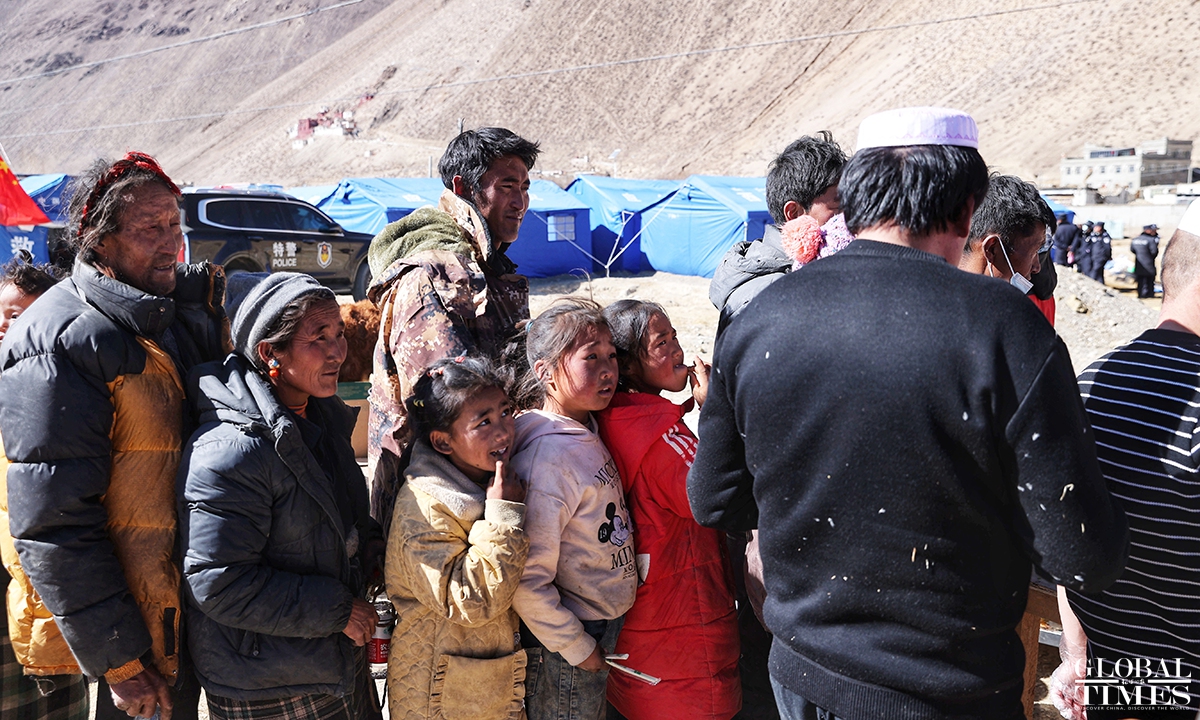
(366, 127), (539, 534)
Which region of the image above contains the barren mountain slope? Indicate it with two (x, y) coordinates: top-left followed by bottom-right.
(2, 0), (1198, 185)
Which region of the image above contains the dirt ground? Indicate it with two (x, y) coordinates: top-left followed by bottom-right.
(530, 270), (719, 359)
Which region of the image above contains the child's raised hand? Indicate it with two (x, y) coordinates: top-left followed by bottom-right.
(689, 355), (711, 408)
(487, 459), (527, 503)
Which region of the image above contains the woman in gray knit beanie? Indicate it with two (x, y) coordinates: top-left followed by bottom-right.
(231, 272), (337, 381)
(178, 272), (384, 720)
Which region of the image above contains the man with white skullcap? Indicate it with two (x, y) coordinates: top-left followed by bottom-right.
(688, 107), (1128, 720)
(1049, 199), (1200, 719)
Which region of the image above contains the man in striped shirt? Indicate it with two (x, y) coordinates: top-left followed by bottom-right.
(1055, 199), (1200, 719)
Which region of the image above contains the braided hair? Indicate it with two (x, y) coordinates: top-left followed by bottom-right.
(67, 152), (181, 264)
(407, 354), (513, 442)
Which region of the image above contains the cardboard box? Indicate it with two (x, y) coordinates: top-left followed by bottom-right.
(337, 381), (371, 459)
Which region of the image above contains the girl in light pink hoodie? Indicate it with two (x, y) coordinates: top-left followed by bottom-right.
(510, 298), (638, 720)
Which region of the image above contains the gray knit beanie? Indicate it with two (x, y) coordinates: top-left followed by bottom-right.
(231, 272), (335, 363)
(224, 271), (271, 322)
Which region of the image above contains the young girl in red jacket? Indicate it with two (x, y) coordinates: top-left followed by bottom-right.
(597, 299), (742, 720)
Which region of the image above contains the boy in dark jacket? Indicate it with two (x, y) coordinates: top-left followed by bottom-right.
(709, 132), (846, 335)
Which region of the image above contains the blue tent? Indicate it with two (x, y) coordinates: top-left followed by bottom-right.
(0, 174), (68, 264)
(508, 180), (592, 278)
(22, 174), (71, 222)
(1041, 195), (1075, 224)
(567, 176), (679, 274)
(285, 184), (340, 207)
(639, 175), (770, 278)
(292, 177), (447, 236)
(0, 225), (49, 264)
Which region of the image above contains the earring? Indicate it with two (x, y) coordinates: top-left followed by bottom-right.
(268, 358), (280, 379)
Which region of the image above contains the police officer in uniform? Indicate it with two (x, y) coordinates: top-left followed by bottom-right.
(1081, 221), (1112, 284)
(1130, 223), (1160, 298)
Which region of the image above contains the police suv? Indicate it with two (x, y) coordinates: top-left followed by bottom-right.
(180, 188), (374, 300)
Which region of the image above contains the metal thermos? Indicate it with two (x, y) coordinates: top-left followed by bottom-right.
(368, 600), (395, 664)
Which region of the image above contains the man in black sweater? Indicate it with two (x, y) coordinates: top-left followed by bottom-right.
(688, 107), (1129, 720)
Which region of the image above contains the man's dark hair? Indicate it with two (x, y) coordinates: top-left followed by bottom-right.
(966, 174), (1055, 254)
(840, 145), (989, 237)
(438, 127), (541, 197)
(765, 131), (847, 224)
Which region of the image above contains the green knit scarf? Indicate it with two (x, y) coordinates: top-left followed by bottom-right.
(367, 207), (476, 277)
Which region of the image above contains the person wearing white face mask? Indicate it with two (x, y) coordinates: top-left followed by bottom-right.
(959, 174), (1059, 324)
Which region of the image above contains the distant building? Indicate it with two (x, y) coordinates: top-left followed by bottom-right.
(1059, 138), (1193, 190)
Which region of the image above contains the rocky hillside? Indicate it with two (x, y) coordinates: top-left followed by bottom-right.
(2, 0), (1197, 186)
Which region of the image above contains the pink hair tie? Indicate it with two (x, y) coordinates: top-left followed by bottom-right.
(780, 215), (825, 268)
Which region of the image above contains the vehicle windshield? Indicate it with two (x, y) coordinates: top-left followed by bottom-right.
(288, 204), (340, 232)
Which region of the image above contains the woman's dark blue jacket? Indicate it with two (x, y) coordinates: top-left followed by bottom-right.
(178, 353), (371, 701)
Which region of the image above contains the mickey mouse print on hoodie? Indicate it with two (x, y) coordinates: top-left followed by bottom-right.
(511, 409), (638, 666)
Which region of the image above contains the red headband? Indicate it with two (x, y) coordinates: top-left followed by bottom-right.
(79, 151), (181, 230)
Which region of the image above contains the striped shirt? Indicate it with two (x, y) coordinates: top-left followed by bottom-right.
(1073, 328), (1200, 705)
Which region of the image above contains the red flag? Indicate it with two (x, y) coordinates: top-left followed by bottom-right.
(0, 158), (51, 226)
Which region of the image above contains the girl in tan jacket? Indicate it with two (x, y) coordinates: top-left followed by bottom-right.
(385, 355), (529, 720)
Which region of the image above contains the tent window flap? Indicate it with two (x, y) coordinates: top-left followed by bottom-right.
(547, 214), (576, 242)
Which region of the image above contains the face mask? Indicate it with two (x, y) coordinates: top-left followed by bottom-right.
(996, 240), (1034, 294)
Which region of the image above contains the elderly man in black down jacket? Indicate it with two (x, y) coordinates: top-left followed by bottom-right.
(0, 152), (228, 720)
(687, 107), (1129, 720)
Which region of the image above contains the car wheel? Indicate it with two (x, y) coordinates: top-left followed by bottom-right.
(352, 261), (372, 302)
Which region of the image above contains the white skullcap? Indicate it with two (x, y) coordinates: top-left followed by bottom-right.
(1177, 199), (1200, 236)
(856, 107), (979, 151)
